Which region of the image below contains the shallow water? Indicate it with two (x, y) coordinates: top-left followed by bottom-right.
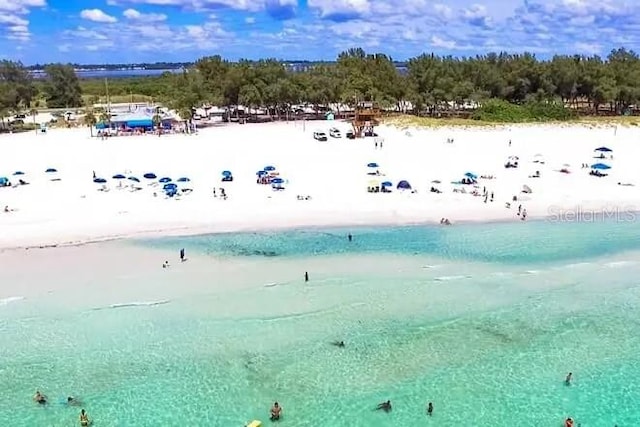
(2, 220), (640, 426)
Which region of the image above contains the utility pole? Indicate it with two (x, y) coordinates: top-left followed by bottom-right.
(104, 78), (111, 114)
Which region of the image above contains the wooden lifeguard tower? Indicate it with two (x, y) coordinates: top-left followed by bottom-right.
(352, 101), (381, 138)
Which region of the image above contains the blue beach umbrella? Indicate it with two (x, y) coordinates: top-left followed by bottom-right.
(112, 174), (126, 179)
(128, 176), (140, 182)
(272, 177), (284, 184)
(159, 177), (172, 183)
(594, 146), (612, 152)
(256, 170), (267, 176)
(143, 173), (157, 179)
(163, 183), (178, 190)
(591, 163), (611, 170)
(464, 172), (477, 179)
(93, 178), (107, 184)
(222, 170), (232, 177)
(13, 171), (24, 176)
(367, 162), (379, 168)
(177, 177), (190, 182)
(381, 181), (393, 187)
(264, 165), (276, 172)
(45, 168), (57, 173)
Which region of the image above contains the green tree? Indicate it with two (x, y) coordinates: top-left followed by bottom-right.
(43, 64), (83, 108)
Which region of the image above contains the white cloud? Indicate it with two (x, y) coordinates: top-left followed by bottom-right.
(80, 9), (118, 23)
(307, 0), (370, 17)
(430, 35), (456, 49)
(123, 8), (167, 21)
(0, 0), (46, 13)
(245, 16), (255, 24)
(0, 0), (44, 41)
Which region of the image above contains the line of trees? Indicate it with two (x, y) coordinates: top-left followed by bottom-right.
(3, 47), (640, 122)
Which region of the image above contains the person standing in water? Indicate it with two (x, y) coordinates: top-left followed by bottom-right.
(348, 233), (352, 242)
(565, 372), (572, 385)
(79, 409), (90, 426)
(427, 402), (433, 416)
(180, 248), (185, 262)
(304, 272), (309, 282)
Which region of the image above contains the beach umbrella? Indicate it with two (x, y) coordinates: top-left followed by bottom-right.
(163, 183), (178, 190)
(13, 171), (25, 176)
(45, 168), (57, 173)
(591, 163), (611, 170)
(397, 180), (412, 190)
(93, 178), (107, 184)
(264, 165), (276, 171)
(381, 181), (393, 187)
(112, 174), (126, 179)
(256, 170), (267, 176)
(177, 177), (190, 182)
(431, 179), (441, 184)
(367, 162), (379, 168)
(368, 180), (379, 187)
(143, 173), (157, 179)
(159, 177), (172, 183)
(222, 170), (232, 177)
(128, 176), (140, 182)
(272, 177), (284, 184)
(594, 146), (612, 152)
(464, 172), (477, 179)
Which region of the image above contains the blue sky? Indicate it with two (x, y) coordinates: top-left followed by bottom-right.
(1, 0), (639, 64)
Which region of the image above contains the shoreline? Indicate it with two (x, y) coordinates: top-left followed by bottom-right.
(2, 206), (638, 253)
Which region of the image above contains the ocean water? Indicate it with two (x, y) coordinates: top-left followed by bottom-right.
(2, 219), (640, 426)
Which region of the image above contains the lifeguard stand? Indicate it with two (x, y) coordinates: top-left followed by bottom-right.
(352, 101), (381, 138)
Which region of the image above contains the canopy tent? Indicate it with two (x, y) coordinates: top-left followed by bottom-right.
(591, 163), (611, 170)
(397, 180), (412, 190)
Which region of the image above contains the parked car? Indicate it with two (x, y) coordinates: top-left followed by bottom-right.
(364, 130), (378, 137)
(313, 130), (328, 141)
(346, 130), (355, 139)
(329, 127), (341, 138)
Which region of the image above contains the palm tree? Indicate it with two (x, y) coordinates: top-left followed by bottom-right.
(29, 108), (38, 134)
(84, 110), (97, 136)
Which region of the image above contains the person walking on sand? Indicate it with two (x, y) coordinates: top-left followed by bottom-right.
(180, 248), (185, 262)
(304, 272), (309, 282)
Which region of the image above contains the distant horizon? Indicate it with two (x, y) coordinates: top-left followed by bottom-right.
(1, 1), (639, 63)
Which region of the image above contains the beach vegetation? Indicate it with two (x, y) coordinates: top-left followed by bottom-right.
(3, 47), (640, 125)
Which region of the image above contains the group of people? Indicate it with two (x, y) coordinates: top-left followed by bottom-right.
(33, 391), (90, 426)
(375, 399), (434, 416)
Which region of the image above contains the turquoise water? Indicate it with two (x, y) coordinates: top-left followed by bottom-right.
(2, 219), (640, 426)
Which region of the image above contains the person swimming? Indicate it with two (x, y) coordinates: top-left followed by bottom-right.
(270, 401), (282, 421)
(375, 400), (392, 412)
(80, 409), (90, 426)
(565, 417), (574, 427)
(67, 396), (81, 406)
(33, 390), (47, 404)
(565, 372), (572, 385)
(331, 340), (345, 347)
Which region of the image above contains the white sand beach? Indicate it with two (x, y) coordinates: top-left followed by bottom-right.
(0, 121), (638, 249)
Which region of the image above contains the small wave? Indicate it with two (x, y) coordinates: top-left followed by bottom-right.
(92, 300), (170, 310)
(433, 275), (471, 282)
(523, 270), (540, 275)
(0, 296), (24, 306)
(604, 261), (635, 268)
(563, 262), (592, 269)
(263, 282), (278, 288)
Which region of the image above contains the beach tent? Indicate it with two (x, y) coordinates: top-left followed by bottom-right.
(143, 173), (157, 179)
(591, 163), (611, 170)
(397, 180), (412, 190)
(594, 147), (612, 152)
